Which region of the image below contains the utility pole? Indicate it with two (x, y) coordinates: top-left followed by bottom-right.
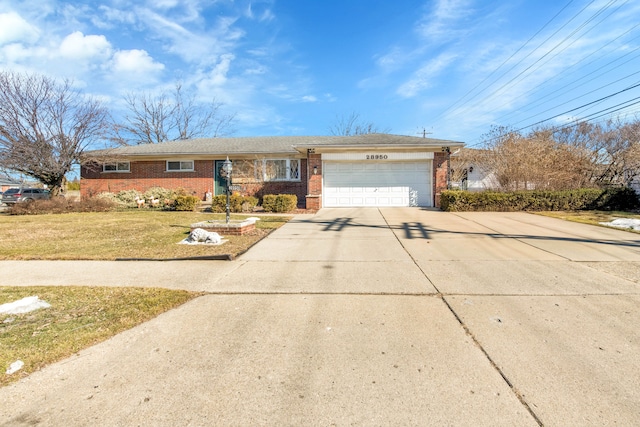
(417, 128), (433, 138)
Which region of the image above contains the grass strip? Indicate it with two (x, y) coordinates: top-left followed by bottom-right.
(535, 210), (640, 233)
(1, 286), (201, 387)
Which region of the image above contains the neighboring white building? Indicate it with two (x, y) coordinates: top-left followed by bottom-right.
(630, 176), (640, 195)
(457, 164), (499, 192)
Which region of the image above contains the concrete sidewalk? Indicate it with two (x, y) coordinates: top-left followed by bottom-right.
(1, 208), (640, 426)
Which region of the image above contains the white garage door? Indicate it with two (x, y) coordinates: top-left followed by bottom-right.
(323, 161), (432, 207)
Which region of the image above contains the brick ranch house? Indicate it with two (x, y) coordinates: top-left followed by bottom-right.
(81, 134), (464, 209)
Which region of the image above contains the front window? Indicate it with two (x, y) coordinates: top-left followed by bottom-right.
(232, 160), (259, 182)
(166, 160), (194, 172)
(103, 162), (130, 172)
(264, 159), (300, 181)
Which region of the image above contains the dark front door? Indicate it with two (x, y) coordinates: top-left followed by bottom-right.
(214, 160), (227, 196)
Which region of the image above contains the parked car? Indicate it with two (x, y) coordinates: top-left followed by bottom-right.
(1, 188), (51, 204)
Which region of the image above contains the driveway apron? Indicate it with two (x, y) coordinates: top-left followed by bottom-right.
(1, 208), (639, 426)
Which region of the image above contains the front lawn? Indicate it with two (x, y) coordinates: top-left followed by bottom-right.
(0, 211), (289, 260)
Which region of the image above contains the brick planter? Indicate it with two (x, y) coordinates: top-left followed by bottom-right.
(190, 219), (256, 235)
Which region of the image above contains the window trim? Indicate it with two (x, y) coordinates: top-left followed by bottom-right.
(103, 162), (130, 173)
(166, 160), (195, 172)
(262, 158), (300, 182)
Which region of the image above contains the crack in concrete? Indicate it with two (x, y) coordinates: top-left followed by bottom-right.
(381, 208), (546, 426)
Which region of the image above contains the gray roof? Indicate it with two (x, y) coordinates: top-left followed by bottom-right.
(89, 134), (464, 158)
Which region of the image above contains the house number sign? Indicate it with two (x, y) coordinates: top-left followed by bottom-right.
(365, 154), (389, 160)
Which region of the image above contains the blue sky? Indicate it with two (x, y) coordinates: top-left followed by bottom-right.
(1, 0), (640, 147)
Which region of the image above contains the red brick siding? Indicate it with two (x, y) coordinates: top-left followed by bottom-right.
(433, 152), (449, 208)
(81, 159), (310, 208)
(306, 153), (323, 209)
(81, 160), (214, 200)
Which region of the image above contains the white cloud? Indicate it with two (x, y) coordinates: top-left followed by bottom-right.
(301, 95), (317, 102)
(137, 8), (243, 65)
(94, 5), (137, 29)
(245, 3), (275, 22)
(153, 0), (180, 8)
(244, 65), (268, 75)
(397, 53), (457, 98)
(111, 49), (164, 74)
(416, 0), (474, 41)
(207, 53), (235, 86)
(0, 43), (47, 67)
(59, 31), (112, 60)
(375, 47), (406, 72)
(324, 93), (337, 102)
(0, 11), (40, 45)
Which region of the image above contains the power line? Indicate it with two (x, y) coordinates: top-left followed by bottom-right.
(513, 81), (640, 132)
(510, 69), (640, 127)
(448, 0), (622, 120)
(464, 92), (640, 149)
(492, 22), (640, 124)
(431, 0), (580, 123)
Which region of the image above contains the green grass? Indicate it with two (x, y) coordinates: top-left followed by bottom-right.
(0, 211), (291, 386)
(535, 210), (640, 233)
(0, 211), (289, 260)
(1, 286), (200, 387)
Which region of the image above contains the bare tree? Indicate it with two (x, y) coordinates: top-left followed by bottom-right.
(0, 71), (108, 196)
(111, 83), (236, 145)
(589, 118), (640, 186)
(552, 118), (640, 187)
(329, 112), (387, 136)
(476, 125), (593, 191)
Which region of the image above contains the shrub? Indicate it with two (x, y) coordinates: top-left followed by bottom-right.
(261, 194), (276, 212)
(242, 196), (259, 212)
(96, 188), (189, 210)
(210, 194), (259, 213)
(143, 187), (175, 205)
(173, 195), (201, 211)
(114, 189), (142, 208)
(440, 188), (640, 212)
(586, 187), (640, 211)
(96, 192), (123, 206)
(262, 194), (297, 212)
(8, 197), (116, 215)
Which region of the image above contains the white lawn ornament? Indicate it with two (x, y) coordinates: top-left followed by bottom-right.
(184, 228), (222, 244)
(134, 196), (145, 208)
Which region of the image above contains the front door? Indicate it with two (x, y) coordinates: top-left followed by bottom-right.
(214, 160), (227, 196)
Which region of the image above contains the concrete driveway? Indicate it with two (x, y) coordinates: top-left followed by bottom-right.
(1, 208), (640, 426)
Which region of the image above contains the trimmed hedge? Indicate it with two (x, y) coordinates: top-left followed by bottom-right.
(262, 194), (298, 213)
(440, 188), (640, 212)
(173, 195), (201, 211)
(8, 197), (116, 215)
(210, 194), (259, 213)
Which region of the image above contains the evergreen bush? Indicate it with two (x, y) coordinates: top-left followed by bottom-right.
(262, 194), (297, 212)
(173, 195), (201, 211)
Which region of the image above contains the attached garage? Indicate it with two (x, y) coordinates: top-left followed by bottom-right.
(322, 153), (433, 207)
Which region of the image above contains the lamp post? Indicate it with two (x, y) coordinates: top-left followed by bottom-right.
(220, 156), (233, 224)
